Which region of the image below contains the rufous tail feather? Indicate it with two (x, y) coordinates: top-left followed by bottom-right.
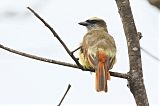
(96, 51), (110, 92)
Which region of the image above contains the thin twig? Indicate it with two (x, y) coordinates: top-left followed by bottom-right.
(57, 84), (71, 106)
(141, 47), (160, 61)
(71, 46), (81, 54)
(0, 43), (128, 79)
(27, 7), (83, 69)
(137, 32), (159, 61)
(0, 44), (77, 68)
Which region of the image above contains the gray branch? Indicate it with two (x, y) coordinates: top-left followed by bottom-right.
(0, 43), (128, 79)
(115, 0), (149, 106)
(27, 7), (83, 69)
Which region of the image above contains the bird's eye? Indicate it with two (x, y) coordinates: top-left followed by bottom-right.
(86, 20), (97, 24)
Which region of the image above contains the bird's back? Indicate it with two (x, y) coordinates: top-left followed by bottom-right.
(83, 29), (116, 57)
(80, 28), (116, 69)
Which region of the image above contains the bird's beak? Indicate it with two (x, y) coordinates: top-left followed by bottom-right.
(78, 21), (89, 26)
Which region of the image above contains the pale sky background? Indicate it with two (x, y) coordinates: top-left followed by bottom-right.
(0, 0), (159, 106)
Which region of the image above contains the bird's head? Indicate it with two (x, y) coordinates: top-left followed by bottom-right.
(78, 17), (107, 31)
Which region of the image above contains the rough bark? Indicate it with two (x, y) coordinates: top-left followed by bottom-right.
(115, 0), (149, 106)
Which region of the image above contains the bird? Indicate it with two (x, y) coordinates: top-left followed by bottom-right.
(78, 17), (116, 92)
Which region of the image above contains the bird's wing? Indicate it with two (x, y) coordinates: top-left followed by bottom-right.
(86, 32), (116, 70)
(80, 30), (116, 70)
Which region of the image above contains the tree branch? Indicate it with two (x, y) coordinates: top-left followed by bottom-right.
(71, 46), (81, 55)
(57, 84), (71, 106)
(27, 7), (83, 69)
(115, 0), (149, 106)
(141, 47), (160, 61)
(0, 44), (77, 68)
(0, 43), (128, 79)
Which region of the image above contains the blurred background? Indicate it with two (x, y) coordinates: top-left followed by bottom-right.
(0, 0), (159, 106)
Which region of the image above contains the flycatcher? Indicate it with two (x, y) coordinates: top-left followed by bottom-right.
(79, 17), (116, 92)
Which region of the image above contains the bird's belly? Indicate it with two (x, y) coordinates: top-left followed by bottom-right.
(79, 52), (93, 69)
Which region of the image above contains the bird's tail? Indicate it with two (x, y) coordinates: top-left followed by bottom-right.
(96, 51), (110, 92)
